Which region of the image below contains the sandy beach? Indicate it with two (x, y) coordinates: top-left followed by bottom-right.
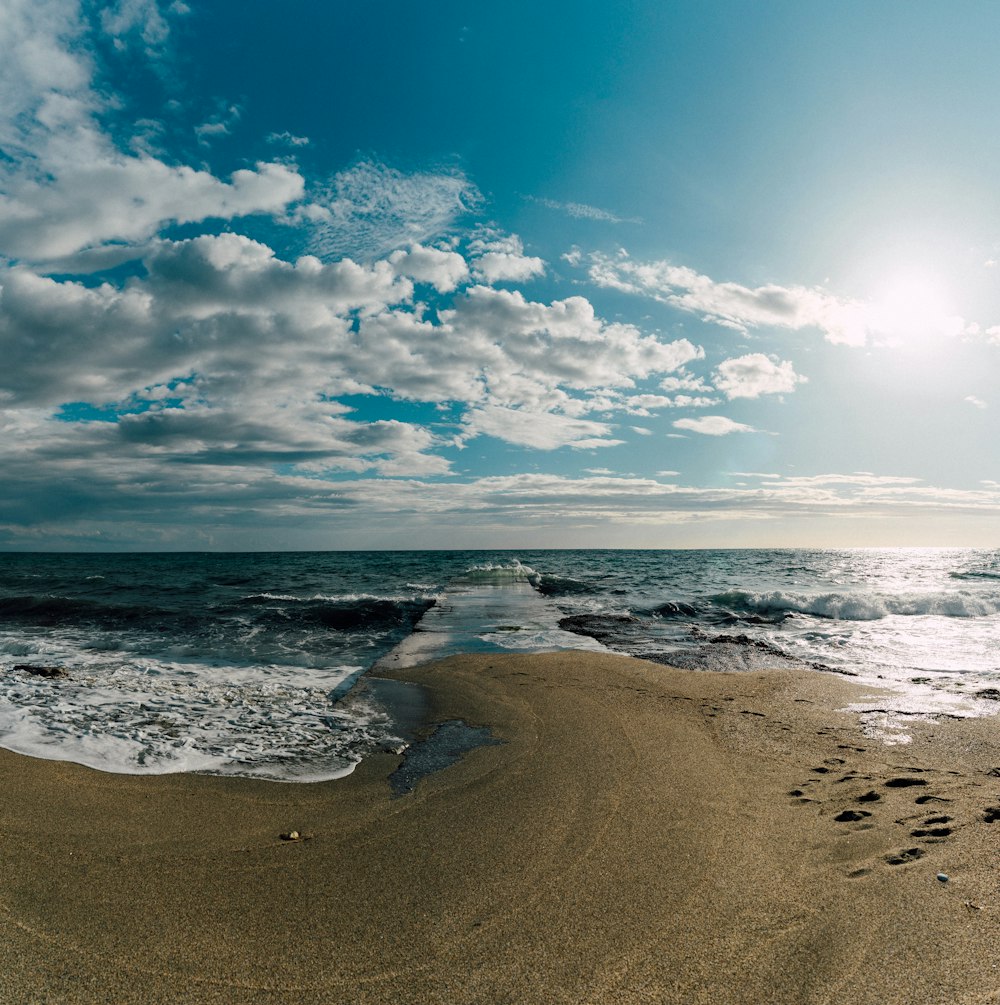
(1, 651), (997, 1004)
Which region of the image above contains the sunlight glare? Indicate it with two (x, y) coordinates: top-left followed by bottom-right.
(868, 273), (964, 347)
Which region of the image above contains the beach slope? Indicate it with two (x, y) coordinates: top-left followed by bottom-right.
(1, 651), (997, 1004)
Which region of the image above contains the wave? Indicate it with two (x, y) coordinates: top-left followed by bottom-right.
(646, 601), (700, 619)
(454, 561), (538, 586)
(0, 594), (204, 633)
(241, 591), (439, 604)
(535, 574), (600, 597)
(235, 596), (435, 632)
(0, 591), (435, 638)
(709, 589), (1000, 621)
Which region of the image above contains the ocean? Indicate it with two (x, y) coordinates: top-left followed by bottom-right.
(1, 549), (998, 781)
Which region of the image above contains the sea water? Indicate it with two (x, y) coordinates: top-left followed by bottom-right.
(0, 549), (997, 779)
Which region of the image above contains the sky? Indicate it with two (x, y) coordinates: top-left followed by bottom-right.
(3, 0), (1000, 550)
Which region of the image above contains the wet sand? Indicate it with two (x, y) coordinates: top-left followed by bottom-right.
(0, 651), (998, 1004)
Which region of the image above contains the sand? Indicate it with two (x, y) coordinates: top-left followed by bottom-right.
(0, 651), (997, 1004)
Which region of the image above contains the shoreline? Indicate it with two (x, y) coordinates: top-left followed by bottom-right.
(1, 651), (998, 1003)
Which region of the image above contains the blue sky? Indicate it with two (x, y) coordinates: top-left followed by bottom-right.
(3, 0), (1000, 550)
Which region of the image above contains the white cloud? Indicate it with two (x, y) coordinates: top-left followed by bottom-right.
(0, 1), (303, 262)
(0, 235), (413, 407)
(468, 230), (545, 283)
(584, 251), (870, 346)
(5, 460), (1000, 549)
(714, 353), (806, 399)
(194, 104), (240, 145)
(0, 228), (705, 466)
(672, 416), (758, 436)
(527, 196), (638, 224)
(0, 158), (304, 261)
(465, 406), (621, 449)
(267, 131), (310, 147)
(965, 395), (987, 409)
(388, 244), (468, 293)
(100, 0), (175, 51)
(659, 372), (714, 394)
(756, 473), (921, 488)
(297, 159), (482, 262)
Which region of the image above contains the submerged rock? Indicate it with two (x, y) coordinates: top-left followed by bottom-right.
(13, 664), (67, 679)
(557, 614), (640, 644)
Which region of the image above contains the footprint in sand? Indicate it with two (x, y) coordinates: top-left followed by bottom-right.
(910, 821), (953, 838)
(915, 794), (951, 805)
(885, 847), (925, 866)
(834, 810), (872, 823)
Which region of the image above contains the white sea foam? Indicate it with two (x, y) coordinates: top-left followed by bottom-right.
(0, 635), (392, 780)
(243, 591), (441, 603)
(715, 588), (1000, 621)
(454, 560), (538, 585)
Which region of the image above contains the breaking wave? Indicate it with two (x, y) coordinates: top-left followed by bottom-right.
(709, 589), (1000, 621)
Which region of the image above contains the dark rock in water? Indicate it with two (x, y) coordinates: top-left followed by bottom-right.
(13, 664), (67, 679)
(557, 614), (640, 644)
(976, 688), (1000, 701)
(649, 601), (699, 619)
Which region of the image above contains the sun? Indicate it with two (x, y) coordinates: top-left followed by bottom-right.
(867, 273), (963, 347)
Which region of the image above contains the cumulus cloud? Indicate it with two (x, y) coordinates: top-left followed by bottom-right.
(468, 230), (545, 283)
(714, 353), (806, 399)
(440, 286), (702, 396)
(672, 416), (758, 436)
(463, 405), (622, 450)
(0, 225), (706, 499)
(388, 244), (468, 293)
(1, 159), (304, 260)
(0, 0), (304, 262)
(0, 234), (413, 407)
